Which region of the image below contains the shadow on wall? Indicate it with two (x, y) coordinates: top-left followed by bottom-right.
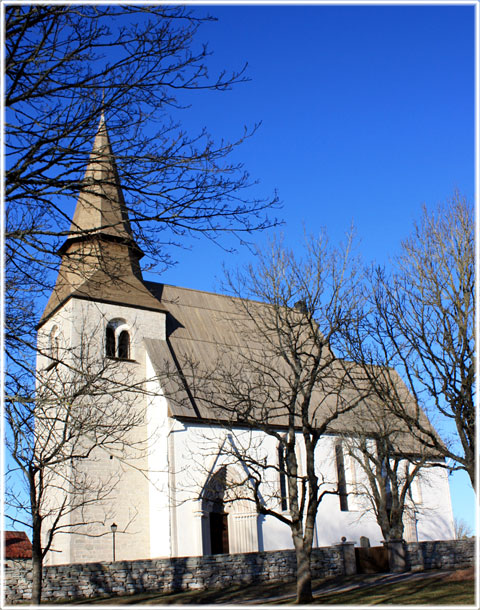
(417, 512), (454, 542)
(171, 557), (188, 592)
(257, 515), (265, 552)
(419, 541), (467, 570)
(88, 564), (115, 597)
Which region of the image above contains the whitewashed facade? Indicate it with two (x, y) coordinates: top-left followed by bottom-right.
(39, 118), (455, 566)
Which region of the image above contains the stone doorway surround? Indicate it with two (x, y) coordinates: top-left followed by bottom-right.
(198, 464), (258, 555)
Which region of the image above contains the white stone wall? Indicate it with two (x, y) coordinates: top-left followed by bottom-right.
(37, 302), (74, 565)
(38, 297), (455, 565)
(145, 354), (172, 558)
(169, 423), (455, 555)
(414, 465), (455, 541)
(41, 298), (168, 565)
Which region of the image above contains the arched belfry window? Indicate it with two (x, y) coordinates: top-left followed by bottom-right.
(106, 326), (116, 358)
(105, 319), (132, 360)
(117, 330), (130, 359)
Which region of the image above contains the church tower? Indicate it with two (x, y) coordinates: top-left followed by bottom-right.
(37, 116), (170, 565)
(40, 114), (163, 326)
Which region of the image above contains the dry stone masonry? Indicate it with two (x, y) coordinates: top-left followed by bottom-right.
(4, 540), (474, 604)
(6, 547), (343, 603)
(405, 539), (475, 572)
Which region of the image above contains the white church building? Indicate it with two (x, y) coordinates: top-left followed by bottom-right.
(38, 118), (455, 566)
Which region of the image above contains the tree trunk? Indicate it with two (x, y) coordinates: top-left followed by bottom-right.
(466, 458), (475, 491)
(31, 519), (43, 604)
(294, 538), (313, 604)
(379, 507), (404, 542)
(31, 542), (43, 604)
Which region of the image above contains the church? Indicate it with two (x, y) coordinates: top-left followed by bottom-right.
(37, 117), (455, 566)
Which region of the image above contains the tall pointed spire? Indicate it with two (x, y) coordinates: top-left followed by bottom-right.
(66, 114), (136, 246)
(39, 115), (164, 326)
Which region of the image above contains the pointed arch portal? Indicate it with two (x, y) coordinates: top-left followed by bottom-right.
(203, 466), (229, 555)
(199, 465), (258, 556)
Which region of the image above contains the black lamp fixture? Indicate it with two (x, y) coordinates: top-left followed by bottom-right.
(110, 522), (118, 562)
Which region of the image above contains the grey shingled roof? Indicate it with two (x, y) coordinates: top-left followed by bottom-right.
(143, 282), (438, 455)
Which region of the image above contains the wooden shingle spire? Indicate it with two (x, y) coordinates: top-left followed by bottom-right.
(39, 116), (164, 326)
(66, 113), (135, 246)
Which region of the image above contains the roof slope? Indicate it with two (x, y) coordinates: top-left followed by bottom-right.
(144, 282), (438, 455)
(5, 531), (32, 559)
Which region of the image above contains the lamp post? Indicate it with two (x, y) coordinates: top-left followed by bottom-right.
(110, 523), (117, 562)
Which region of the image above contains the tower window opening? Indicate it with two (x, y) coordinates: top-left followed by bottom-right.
(118, 330), (130, 359)
(49, 326), (60, 361)
(106, 320), (132, 360)
(106, 326), (116, 358)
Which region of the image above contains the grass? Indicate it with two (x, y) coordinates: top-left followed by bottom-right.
(41, 569), (475, 606)
(308, 577), (475, 606)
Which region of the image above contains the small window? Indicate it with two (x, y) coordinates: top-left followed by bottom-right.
(385, 479), (392, 521)
(278, 444), (288, 512)
(106, 326), (116, 358)
(335, 444), (349, 512)
(117, 330), (130, 359)
(106, 320), (132, 360)
(378, 445), (392, 518)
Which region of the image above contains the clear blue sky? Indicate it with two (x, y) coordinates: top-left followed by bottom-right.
(158, 3), (474, 280)
(147, 4), (475, 532)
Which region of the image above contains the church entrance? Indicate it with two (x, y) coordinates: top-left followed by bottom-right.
(201, 464), (258, 556)
(203, 466), (229, 555)
(209, 510), (229, 554)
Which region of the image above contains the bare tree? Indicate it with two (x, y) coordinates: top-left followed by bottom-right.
(344, 193), (475, 489)
(5, 2), (278, 478)
(5, 7), (278, 601)
(342, 426), (429, 543)
(165, 231), (370, 603)
(5, 317), (155, 604)
(335, 361), (449, 544)
(454, 518), (473, 540)
(6, 5), (277, 269)
(6, 3), (278, 363)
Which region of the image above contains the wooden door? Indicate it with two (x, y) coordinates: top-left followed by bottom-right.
(210, 512), (229, 555)
(355, 546), (389, 573)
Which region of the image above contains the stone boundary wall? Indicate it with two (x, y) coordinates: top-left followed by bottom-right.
(4, 547), (344, 604)
(405, 539), (475, 572)
(4, 539), (475, 604)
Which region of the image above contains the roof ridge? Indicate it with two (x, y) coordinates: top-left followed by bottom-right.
(144, 280), (272, 309)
